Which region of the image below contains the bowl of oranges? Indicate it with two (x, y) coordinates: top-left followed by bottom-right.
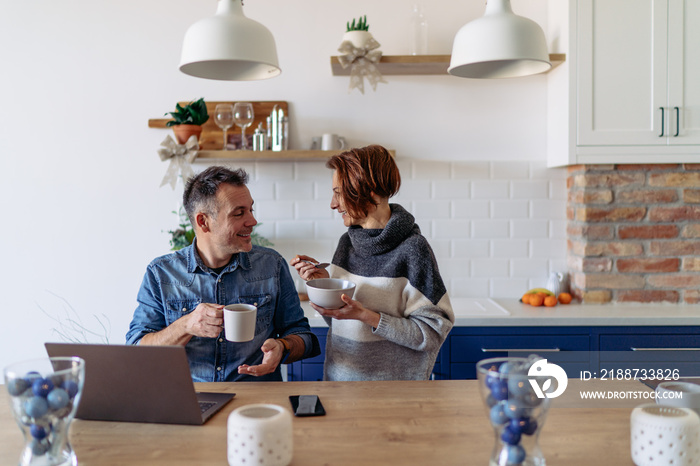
(520, 288), (573, 307)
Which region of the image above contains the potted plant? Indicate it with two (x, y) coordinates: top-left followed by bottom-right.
(165, 98), (209, 144)
(343, 15), (373, 49)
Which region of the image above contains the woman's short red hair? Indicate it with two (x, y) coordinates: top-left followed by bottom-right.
(326, 145), (401, 219)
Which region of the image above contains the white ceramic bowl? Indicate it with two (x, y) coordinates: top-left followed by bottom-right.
(305, 278), (356, 309)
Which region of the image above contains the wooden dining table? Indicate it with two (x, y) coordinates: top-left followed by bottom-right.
(0, 379), (648, 465)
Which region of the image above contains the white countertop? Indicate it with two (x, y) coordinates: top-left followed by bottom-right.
(301, 298), (700, 328)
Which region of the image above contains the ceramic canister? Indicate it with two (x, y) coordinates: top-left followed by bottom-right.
(630, 404), (700, 466)
(227, 404), (293, 466)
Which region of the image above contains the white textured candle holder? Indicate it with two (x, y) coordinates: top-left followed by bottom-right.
(227, 404), (293, 466)
(631, 403), (700, 466)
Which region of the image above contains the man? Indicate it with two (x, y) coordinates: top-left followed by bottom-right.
(126, 166), (320, 381)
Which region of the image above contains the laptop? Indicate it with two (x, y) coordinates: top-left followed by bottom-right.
(44, 343), (235, 425)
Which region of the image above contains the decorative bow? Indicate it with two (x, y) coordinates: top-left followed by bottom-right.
(337, 37), (387, 94)
(157, 135), (198, 189)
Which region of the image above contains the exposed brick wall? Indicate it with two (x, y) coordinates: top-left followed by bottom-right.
(567, 164), (700, 304)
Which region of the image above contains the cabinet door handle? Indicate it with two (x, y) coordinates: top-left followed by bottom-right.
(674, 107), (680, 137)
(481, 348), (561, 353)
(659, 107), (665, 137)
(630, 347), (700, 351)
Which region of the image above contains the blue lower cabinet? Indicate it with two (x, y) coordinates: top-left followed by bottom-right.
(289, 325), (700, 381)
(597, 327), (700, 377)
(287, 328), (327, 381)
(301, 364), (324, 381)
(445, 327), (591, 380)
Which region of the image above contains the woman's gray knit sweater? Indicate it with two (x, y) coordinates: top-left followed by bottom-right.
(324, 204), (454, 381)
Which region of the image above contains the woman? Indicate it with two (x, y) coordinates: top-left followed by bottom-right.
(291, 145), (454, 381)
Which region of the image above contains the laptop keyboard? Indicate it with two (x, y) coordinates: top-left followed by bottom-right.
(199, 401), (217, 413)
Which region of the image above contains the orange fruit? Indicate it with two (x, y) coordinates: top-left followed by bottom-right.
(536, 292), (547, 298)
(558, 292), (573, 304)
(521, 293), (532, 304)
(544, 296), (558, 307)
(529, 294), (544, 307)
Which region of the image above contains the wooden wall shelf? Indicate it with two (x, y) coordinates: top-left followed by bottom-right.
(149, 101), (287, 151)
(330, 54), (566, 76)
(193, 149), (395, 162)
(194, 150), (343, 162)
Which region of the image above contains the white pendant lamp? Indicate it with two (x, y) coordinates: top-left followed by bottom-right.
(448, 0), (551, 79)
(179, 0), (281, 81)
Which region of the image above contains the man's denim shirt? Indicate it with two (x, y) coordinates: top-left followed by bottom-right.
(126, 242), (320, 382)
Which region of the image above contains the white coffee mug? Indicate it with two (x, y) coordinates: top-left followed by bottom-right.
(321, 133), (347, 151)
(223, 304), (257, 342)
(656, 381), (700, 413)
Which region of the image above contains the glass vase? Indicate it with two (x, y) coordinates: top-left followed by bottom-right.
(477, 356), (553, 466)
(4, 357), (86, 466)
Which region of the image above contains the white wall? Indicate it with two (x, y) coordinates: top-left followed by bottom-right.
(0, 0), (565, 372)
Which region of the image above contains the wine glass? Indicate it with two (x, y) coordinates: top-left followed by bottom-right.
(214, 104), (234, 150)
(233, 102), (254, 150)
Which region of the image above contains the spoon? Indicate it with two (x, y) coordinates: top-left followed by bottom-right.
(303, 260), (330, 269)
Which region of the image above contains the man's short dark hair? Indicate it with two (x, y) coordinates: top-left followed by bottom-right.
(183, 166), (249, 226)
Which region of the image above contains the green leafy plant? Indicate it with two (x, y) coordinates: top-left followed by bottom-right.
(167, 206), (273, 251)
(346, 15), (369, 32)
(168, 206), (196, 251)
(165, 98), (209, 127)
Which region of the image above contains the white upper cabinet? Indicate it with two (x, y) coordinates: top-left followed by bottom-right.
(547, 0), (700, 166)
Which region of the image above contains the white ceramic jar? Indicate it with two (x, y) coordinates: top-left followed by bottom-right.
(630, 404), (700, 466)
(227, 404), (293, 466)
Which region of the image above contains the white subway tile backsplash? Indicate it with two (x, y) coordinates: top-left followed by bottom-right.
(472, 180), (509, 199)
(550, 220), (567, 239)
(248, 181), (275, 201)
(531, 238), (567, 259)
(294, 161), (330, 180)
(313, 220), (347, 239)
(413, 161), (451, 180)
(314, 180), (333, 200)
(428, 238), (451, 259)
(295, 201), (334, 220)
(472, 259), (509, 278)
(255, 162), (294, 181)
(432, 219), (471, 239)
(492, 161), (530, 179)
(531, 200), (567, 219)
(256, 200), (295, 221)
(276, 181), (314, 201)
(449, 278), (490, 298)
(453, 239), (490, 258)
(439, 258), (471, 279)
(453, 200), (490, 219)
(395, 179), (431, 200)
(492, 239), (529, 258)
(433, 180), (471, 200)
(530, 162), (559, 180)
(511, 258), (549, 278)
(491, 278), (531, 298)
(512, 220), (549, 239)
(413, 200), (451, 219)
(549, 178), (567, 200)
(512, 181), (549, 199)
(472, 220), (509, 239)
(492, 200), (529, 219)
(452, 161), (490, 180)
(242, 159), (566, 300)
(275, 220), (314, 239)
